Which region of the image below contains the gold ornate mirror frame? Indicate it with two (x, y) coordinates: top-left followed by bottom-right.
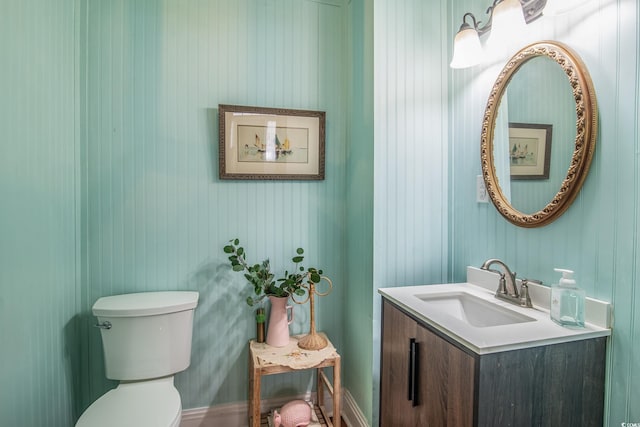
(480, 41), (598, 228)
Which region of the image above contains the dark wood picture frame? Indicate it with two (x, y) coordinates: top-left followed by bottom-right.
(508, 122), (553, 180)
(218, 104), (325, 180)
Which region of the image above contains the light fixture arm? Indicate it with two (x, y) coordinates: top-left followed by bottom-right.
(450, 0), (547, 70)
(478, 1), (498, 35)
(457, 0), (547, 37)
(458, 12), (490, 37)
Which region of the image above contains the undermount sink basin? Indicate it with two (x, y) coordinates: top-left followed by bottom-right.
(415, 292), (536, 328)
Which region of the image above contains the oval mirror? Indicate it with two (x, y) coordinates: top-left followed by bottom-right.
(481, 41), (598, 227)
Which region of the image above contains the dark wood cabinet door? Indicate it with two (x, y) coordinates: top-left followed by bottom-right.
(381, 300), (476, 426)
(380, 300), (419, 426)
(415, 323), (475, 427)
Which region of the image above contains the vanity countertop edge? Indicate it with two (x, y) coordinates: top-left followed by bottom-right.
(379, 266), (612, 355)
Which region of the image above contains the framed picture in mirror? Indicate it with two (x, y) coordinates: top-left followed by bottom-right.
(509, 123), (552, 180)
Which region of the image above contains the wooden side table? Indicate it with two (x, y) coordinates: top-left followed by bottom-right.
(248, 333), (341, 427)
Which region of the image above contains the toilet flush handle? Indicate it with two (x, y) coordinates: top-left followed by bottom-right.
(94, 321), (112, 330)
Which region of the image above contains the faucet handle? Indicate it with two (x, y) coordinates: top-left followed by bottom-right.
(519, 280), (534, 308)
(496, 273), (508, 295)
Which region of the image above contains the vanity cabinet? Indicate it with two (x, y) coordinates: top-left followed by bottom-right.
(380, 298), (475, 426)
(380, 298), (607, 427)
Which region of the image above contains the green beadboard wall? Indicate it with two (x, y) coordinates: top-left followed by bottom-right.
(3, 0), (640, 426)
(448, 0), (640, 425)
(0, 1), (81, 426)
(345, 0), (374, 423)
(371, 0), (449, 425)
(81, 0), (348, 411)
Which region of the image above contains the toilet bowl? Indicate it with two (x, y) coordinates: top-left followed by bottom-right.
(76, 377), (181, 427)
(76, 291), (198, 427)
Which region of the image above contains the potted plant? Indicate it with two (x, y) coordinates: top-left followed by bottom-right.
(223, 238), (323, 304)
(223, 238), (325, 347)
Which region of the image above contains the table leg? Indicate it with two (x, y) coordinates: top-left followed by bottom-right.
(317, 367), (324, 409)
(333, 357), (341, 427)
(249, 356), (261, 427)
(248, 352), (253, 426)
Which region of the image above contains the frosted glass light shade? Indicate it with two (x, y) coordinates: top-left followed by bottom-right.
(450, 27), (483, 69)
(486, 0), (526, 49)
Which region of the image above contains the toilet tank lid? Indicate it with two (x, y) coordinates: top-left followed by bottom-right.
(93, 291), (199, 317)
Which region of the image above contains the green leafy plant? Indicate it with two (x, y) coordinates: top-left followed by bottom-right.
(223, 238), (324, 307)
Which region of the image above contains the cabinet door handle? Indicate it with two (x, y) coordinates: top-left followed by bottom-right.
(407, 338), (418, 407)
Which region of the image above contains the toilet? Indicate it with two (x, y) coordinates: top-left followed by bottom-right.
(76, 291), (199, 427)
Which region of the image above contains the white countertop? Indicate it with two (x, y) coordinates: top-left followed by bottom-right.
(378, 267), (611, 355)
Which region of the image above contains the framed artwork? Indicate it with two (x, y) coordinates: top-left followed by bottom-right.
(509, 123), (553, 180)
(218, 104), (326, 180)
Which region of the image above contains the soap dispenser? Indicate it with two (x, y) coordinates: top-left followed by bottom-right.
(550, 268), (585, 328)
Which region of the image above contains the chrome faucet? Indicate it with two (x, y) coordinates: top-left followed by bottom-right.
(480, 258), (533, 308)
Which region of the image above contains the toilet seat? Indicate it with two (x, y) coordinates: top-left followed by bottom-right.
(76, 377), (181, 427)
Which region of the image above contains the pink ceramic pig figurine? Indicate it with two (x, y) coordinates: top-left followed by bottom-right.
(273, 400), (311, 427)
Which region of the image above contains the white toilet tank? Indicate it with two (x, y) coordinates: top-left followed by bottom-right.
(92, 291), (199, 381)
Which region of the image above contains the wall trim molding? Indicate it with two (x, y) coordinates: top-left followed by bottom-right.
(180, 388), (368, 427)
(341, 389), (369, 427)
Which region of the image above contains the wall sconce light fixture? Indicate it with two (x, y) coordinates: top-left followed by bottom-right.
(450, 0), (548, 69)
